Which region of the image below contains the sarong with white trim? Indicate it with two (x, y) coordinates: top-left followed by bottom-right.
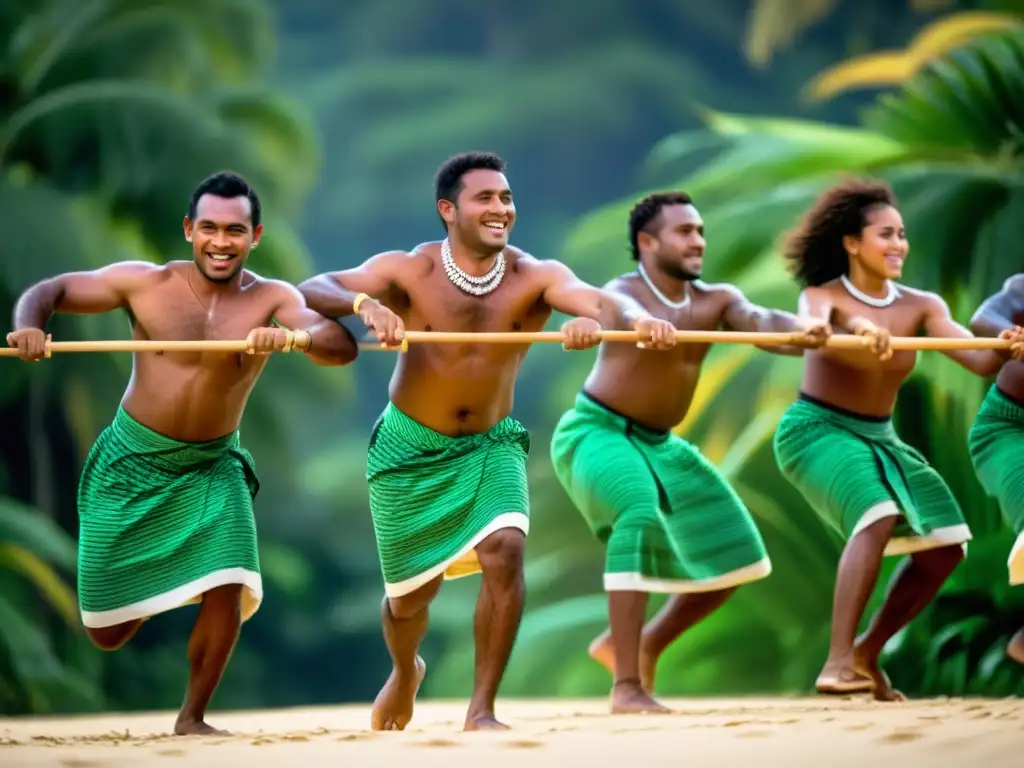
(77, 407), (262, 628)
(550, 392), (771, 593)
(365, 403), (530, 598)
(774, 394), (971, 556)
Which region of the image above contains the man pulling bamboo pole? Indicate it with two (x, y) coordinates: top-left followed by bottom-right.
(5, 171), (358, 736)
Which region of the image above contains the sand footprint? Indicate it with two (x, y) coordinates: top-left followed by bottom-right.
(880, 729), (922, 744)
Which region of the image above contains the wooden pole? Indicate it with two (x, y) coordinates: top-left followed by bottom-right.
(0, 330), (1014, 357)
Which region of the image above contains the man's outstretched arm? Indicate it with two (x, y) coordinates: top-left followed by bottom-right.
(297, 251), (406, 346)
(8, 261), (159, 360)
(537, 260), (677, 349)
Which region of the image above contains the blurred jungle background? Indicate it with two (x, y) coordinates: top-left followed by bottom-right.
(3, 0), (1024, 716)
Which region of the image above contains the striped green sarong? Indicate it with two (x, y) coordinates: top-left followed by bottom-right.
(77, 407), (262, 629)
(774, 395), (971, 555)
(549, 392), (772, 593)
(968, 383), (1024, 584)
(366, 403), (530, 598)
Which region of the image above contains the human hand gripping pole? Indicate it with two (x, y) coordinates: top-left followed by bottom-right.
(353, 292), (408, 351)
(788, 316), (833, 349)
(2, 328), (312, 358)
(848, 316), (893, 360)
(244, 327), (312, 355)
(5, 328), (51, 361)
(997, 325), (1024, 361)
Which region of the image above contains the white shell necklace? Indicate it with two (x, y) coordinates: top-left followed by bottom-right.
(442, 238), (505, 296)
(840, 274), (899, 308)
(638, 262), (691, 309)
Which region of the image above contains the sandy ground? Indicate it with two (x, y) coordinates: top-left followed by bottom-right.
(1, 696), (1021, 767)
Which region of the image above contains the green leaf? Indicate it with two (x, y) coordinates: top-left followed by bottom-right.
(0, 496), (77, 572)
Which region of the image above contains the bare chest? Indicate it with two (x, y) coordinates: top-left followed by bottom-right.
(128, 285), (274, 342)
(823, 296), (921, 373)
(404, 271), (549, 334)
(833, 295), (924, 337)
(632, 291), (722, 363)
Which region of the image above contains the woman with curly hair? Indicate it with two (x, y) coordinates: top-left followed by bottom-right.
(771, 177), (1024, 701)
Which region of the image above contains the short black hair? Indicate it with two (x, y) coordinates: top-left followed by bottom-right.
(433, 151), (507, 229)
(188, 171), (261, 228)
(781, 177), (896, 287)
(627, 192), (694, 261)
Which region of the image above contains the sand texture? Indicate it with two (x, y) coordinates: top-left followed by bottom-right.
(2, 696), (1022, 767)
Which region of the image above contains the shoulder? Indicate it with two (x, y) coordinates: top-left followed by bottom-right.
(503, 244), (542, 269)
(393, 243), (436, 276)
(248, 273), (301, 301)
(896, 284), (947, 312)
(115, 259), (165, 271)
(696, 280), (744, 302)
(112, 259), (173, 286)
(601, 272), (642, 295)
(508, 248), (573, 282)
(799, 279), (841, 300)
(1001, 273), (1024, 295)
(689, 280), (751, 311)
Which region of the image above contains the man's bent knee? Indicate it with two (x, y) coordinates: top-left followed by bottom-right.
(476, 527), (525, 583)
(388, 575), (443, 620)
(86, 620), (143, 651)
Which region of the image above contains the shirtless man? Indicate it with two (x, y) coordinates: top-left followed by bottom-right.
(771, 178), (1024, 701)
(549, 191), (831, 713)
(6, 171), (357, 734)
(967, 274), (1024, 663)
(297, 151), (677, 731)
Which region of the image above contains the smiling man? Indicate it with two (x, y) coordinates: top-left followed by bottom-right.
(549, 191), (832, 714)
(298, 151), (677, 732)
(6, 171), (358, 735)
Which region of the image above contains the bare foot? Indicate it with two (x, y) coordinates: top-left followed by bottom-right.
(814, 657), (872, 694)
(1007, 627), (1024, 664)
(587, 631), (657, 692)
(173, 716), (228, 736)
(370, 655), (427, 731)
(464, 713), (511, 731)
(610, 680), (671, 714)
(852, 645), (906, 702)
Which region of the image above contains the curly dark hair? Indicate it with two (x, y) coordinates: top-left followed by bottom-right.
(628, 191), (693, 261)
(782, 178), (897, 286)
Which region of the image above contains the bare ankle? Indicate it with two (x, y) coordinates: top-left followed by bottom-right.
(175, 709), (202, 726)
(466, 697), (496, 719)
(613, 677), (644, 691)
(824, 647), (855, 664)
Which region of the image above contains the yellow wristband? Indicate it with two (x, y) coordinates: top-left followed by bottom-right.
(352, 293), (370, 315)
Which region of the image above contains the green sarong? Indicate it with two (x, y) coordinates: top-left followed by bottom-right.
(366, 403), (531, 598)
(968, 383), (1024, 584)
(773, 395), (971, 556)
(77, 407), (262, 629)
(549, 392), (771, 593)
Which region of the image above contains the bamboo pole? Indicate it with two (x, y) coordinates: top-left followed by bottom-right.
(0, 330), (1015, 357)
